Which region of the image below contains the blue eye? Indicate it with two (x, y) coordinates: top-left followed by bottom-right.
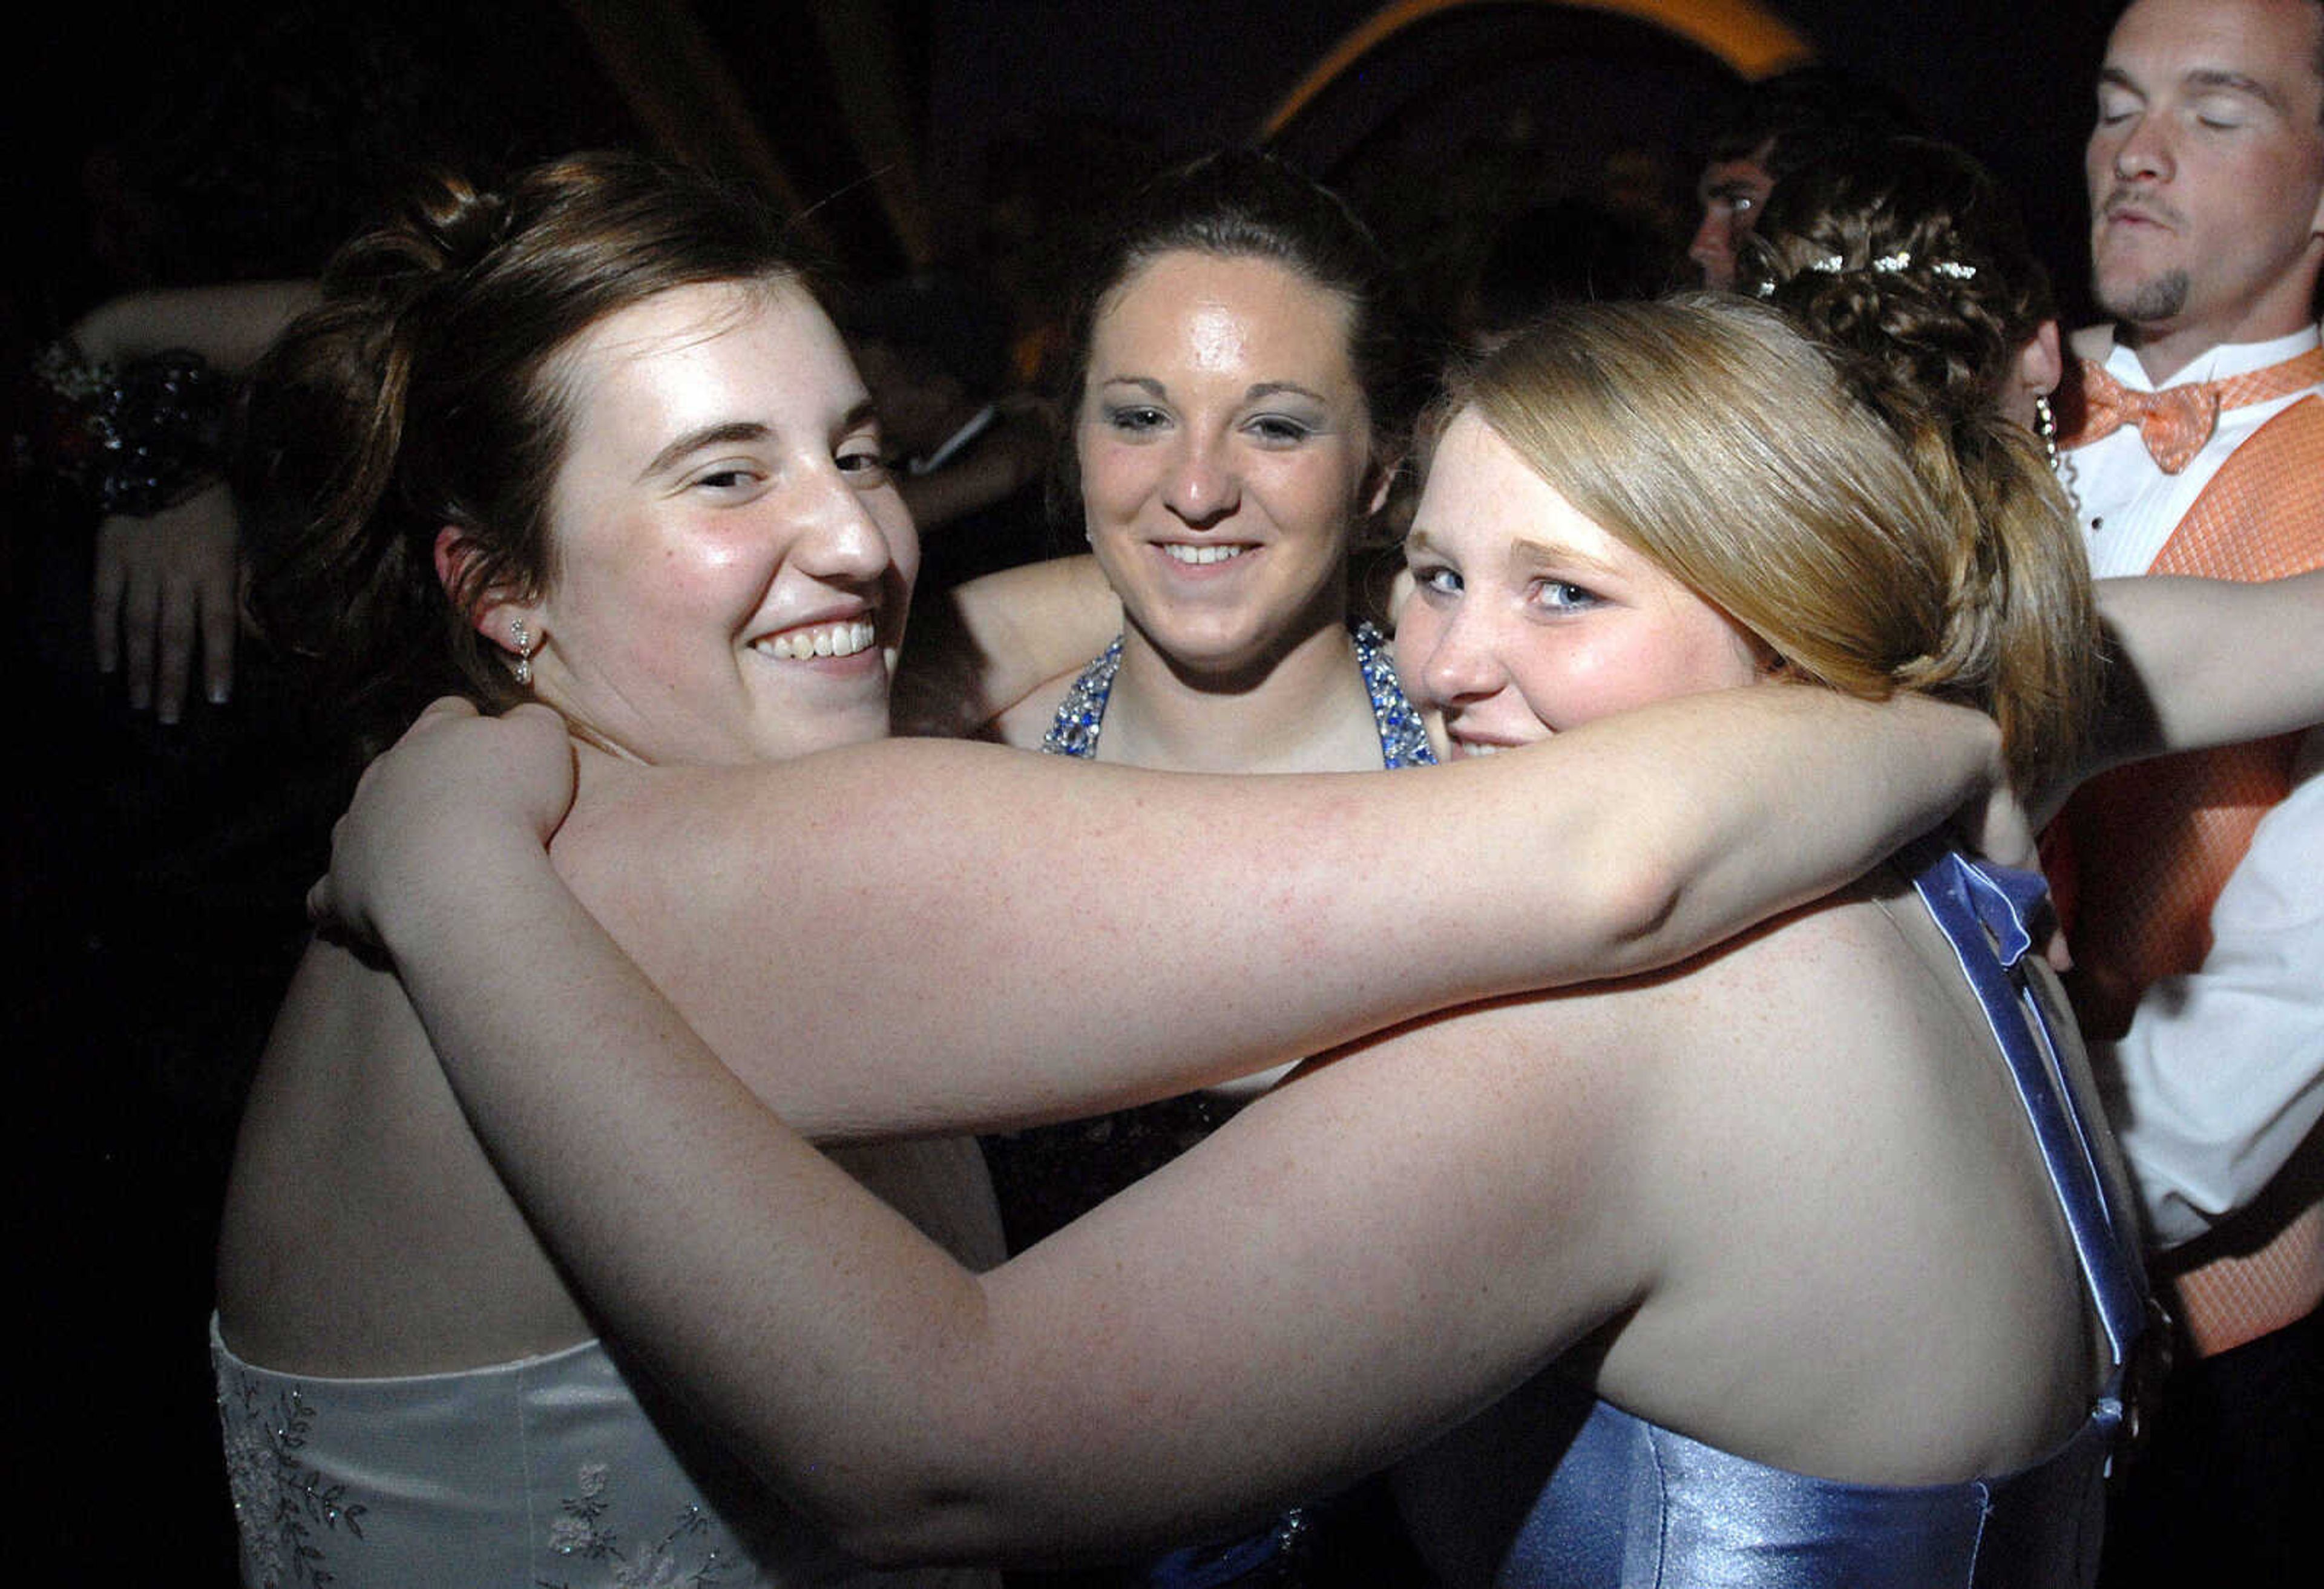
(1412, 563), (1461, 597)
(1531, 580), (1597, 612)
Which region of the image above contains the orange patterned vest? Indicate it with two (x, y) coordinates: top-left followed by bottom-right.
(2055, 384), (2324, 1357)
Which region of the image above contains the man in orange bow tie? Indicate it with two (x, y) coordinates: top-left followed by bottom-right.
(2056, 3), (2324, 1584)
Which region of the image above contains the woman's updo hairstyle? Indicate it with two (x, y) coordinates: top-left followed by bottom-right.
(1741, 136), (2053, 425)
(240, 149), (809, 752)
(1443, 296), (2096, 793)
(1051, 148), (1425, 548)
(1735, 138), (2094, 791)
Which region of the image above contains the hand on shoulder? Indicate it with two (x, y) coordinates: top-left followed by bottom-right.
(310, 699), (576, 951)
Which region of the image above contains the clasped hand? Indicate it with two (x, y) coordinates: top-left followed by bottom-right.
(309, 699), (577, 951)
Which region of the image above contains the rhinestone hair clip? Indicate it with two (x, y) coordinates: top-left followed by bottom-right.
(1756, 249), (1977, 296)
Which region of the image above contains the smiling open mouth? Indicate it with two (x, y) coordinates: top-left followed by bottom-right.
(753, 620), (879, 660)
(1160, 543), (1250, 566)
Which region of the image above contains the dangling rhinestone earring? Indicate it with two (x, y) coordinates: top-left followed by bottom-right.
(2037, 390), (2084, 516)
(510, 617), (534, 687)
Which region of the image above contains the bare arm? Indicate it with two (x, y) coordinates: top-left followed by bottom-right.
(890, 555), (1118, 737)
(330, 686), (2000, 1145)
(2067, 571), (2324, 810)
(338, 745), (1654, 1559)
(300, 686), (2001, 1556)
(73, 281), (319, 366)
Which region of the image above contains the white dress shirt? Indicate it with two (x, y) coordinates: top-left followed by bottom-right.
(2069, 324), (2321, 579)
(2096, 756), (2324, 1245)
(2067, 324), (2324, 1246)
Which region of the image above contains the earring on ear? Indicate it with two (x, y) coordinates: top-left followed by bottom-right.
(510, 617), (535, 688)
(2034, 393), (2058, 468)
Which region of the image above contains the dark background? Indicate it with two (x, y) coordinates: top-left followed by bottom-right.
(5, 1), (2123, 1576)
(10, 1), (2122, 335)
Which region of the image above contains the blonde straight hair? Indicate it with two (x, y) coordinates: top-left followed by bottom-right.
(1446, 295), (2096, 792)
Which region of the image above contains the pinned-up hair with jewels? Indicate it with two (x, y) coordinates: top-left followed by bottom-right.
(238, 151), (812, 754)
(1736, 137), (2091, 793)
(1439, 295), (2097, 794)
(1741, 135), (2054, 421)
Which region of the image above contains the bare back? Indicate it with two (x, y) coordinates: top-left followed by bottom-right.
(215, 941), (594, 1374)
(1584, 866), (2102, 1477)
(1341, 863), (2109, 1502)
(217, 755), (1006, 1378)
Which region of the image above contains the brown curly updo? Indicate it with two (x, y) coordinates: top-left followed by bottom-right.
(1742, 136), (2053, 425)
(1738, 139), (2093, 793)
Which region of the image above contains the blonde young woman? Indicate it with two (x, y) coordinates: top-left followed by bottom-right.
(309, 298), (2324, 1586)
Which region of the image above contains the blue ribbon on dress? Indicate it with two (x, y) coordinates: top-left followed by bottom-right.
(1905, 842), (2149, 1376)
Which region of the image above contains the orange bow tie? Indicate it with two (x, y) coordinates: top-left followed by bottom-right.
(2073, 362), (2221, 473)
(2067, 346), (2324, 474)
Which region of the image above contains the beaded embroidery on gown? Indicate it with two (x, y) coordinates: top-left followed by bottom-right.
(1402, 847), (2150, 1589)
(213, 1319), (996, 1588)
(1040, 621), (1434, 768)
